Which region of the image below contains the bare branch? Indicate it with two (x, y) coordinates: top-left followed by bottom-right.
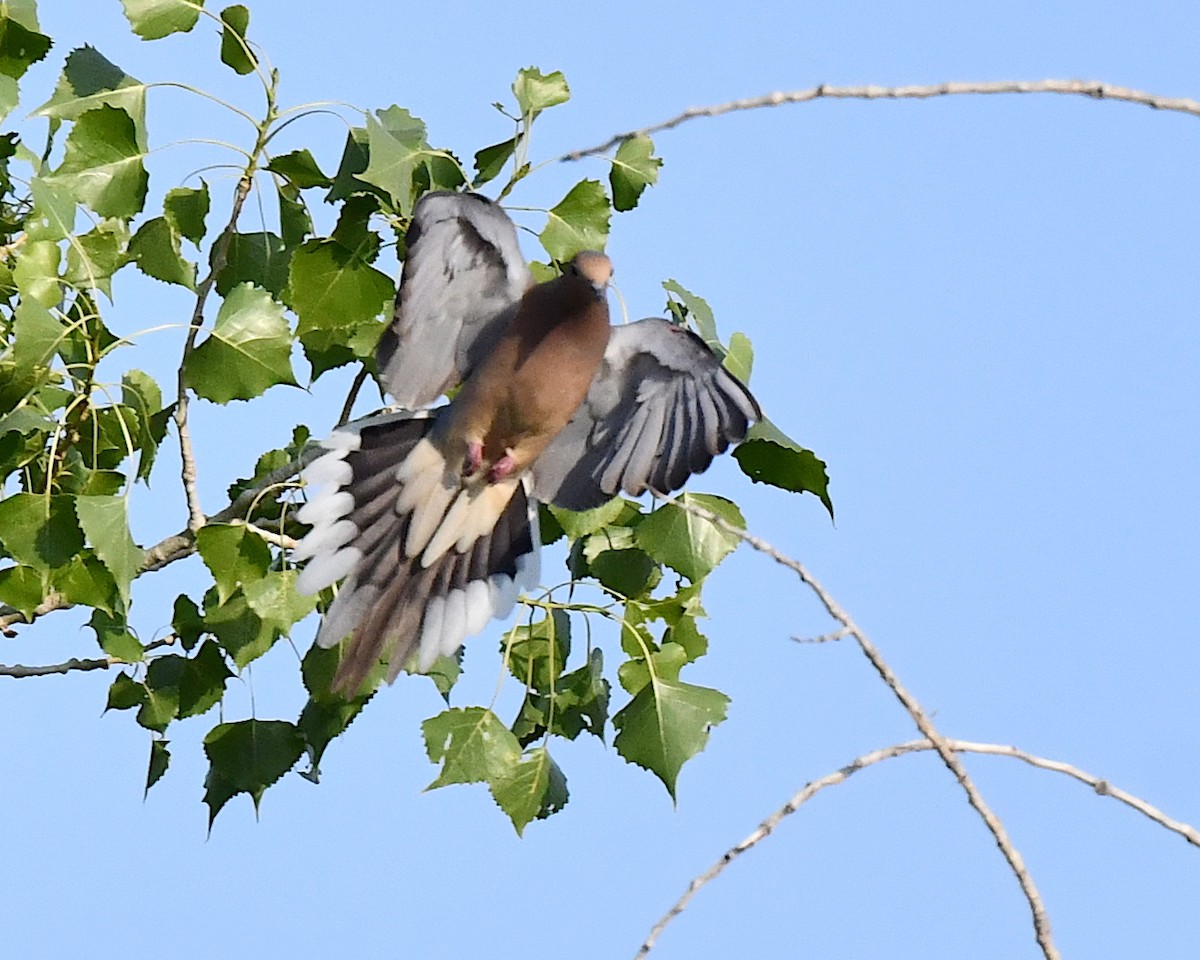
(793, 626), (852, 644)
(563, 80), (1200, 161)
(661, 495), (1059, 959)
(0, 635), (178, 679)
(636, 737), (1200, 957)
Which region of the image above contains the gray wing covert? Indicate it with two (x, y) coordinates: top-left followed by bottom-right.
(376, 191), (532, 408)
(532, 318), (762, 511)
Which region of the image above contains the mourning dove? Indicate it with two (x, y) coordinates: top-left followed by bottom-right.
(295, 191), (760, 695)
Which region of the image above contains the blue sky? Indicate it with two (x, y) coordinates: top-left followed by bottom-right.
(4, 1), (1199, 958)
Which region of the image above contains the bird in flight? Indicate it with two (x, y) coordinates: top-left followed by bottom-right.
(294, 191), (760, 696)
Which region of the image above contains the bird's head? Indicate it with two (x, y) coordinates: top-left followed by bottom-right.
(566, 251), (613, 293)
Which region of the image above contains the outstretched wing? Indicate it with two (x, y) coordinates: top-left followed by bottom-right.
(532, 318), (762, 510)
(376, 191), (532, 408)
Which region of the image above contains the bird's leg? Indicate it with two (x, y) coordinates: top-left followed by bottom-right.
(462, 439), (484, 479)
(488, 448), (518, 483)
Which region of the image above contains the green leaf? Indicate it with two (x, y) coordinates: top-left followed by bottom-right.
(163, 183), (209, 245)
(267, 149), (331, 189)
(14, 240), (61, 307)
(121, 0), (204, 40)
(105, 671), (145, 711)
(358, 106), (429, 217)
(121, 369), (166, 484)
(610, 135), (661, 212)
(74, 494), (144, 609)
(34, 47), (148, 148)
(505, 609), (570, 693)
(663, 280), (721, 355)
(218, 4), (255, 75)
(13, 299), (60, 367)
(89, 608), (143, 661)
(613, 674), (729, 799)
(540, 179), (610, 262)
(1, 1), (41, 32)
(185, 283), (298, 403)
(214, 231), (288, 296)
(590, 548), (659, 598)
(276, 182), (311, 250)
(733, 418), (834, 518)
(297, 642), (380, 778)
(203, 587), (276, 668)
(128, 216), (195, 289)
(513, 67), (569, 117)
(65, 219), (130, 296)
(550, 647), (609, 742)
(422, 707), (521, 789)
(325, 126), (370, 202)
(146, 739), (170, 794)
(178, 639), (232, 718)
(0, 493), (83, 570)
(489, 747), (568, 835)
(172, 593), (205, 650)
(51, 552), (120, 614)
(28, 178), (78, 241)
(0, 15), (51, 81)
(472, 138), (515, 188)
(636, 494), (743, 583)
(45, 105), (148, 219)
(138, 654), (184, 732)
(0, 564), (41, 619)
(547, 496), (634, 539)
(203, 719), (304, 823)
(195, 522), (270, 605)
(243, 568), (316, 635)
(723, 331), (753, 383)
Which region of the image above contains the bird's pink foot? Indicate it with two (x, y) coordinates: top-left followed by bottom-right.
(462, 440), (483, 478)
(488, 451), (517, 483)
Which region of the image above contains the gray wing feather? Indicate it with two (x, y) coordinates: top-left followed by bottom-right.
(533, 317), (762, 510)
(376, 192), (531, 407)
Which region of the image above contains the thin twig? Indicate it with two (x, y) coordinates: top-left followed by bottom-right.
(793, 626), (852, 644)
(636, 737), (1200, 957)
(337, 365), (370, 427)
(660, 495), (1058, 959)
(562, 79), (1200, 161)
(0, 635), (178, 679)
(171, 172), (256, 532)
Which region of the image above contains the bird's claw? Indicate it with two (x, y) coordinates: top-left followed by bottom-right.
(462, 440), (483, 478)
(488, 451), (517, 483)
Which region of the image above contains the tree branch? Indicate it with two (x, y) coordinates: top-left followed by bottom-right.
(662, 495), (1058, 959)
(0, 636), (178, 679)
(0, 445), (321, 632)
(563, 80), (1200, 161)
(636, 737), (1200, 957)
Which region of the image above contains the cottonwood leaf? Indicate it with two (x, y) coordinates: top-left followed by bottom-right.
(106, 671), (145, 711)
(513, 67), (569, 117)
(13, 299), (60, 367)
(121, 0), (204, 40)
(505, 609), (570, 692)
(178, 639), (232, 718)
(128, 216), (195, 288)
(297, 643), (382, 778)
(203, 588), (275, 668)
(89, 609), (143, 661)
(138, 655), (184, 732)
(358, 106), (428, 216)
(422, 707), (521, 789)
(613, 675), (729, 799)
(636, 493), (743, 583)
(195, 522), (270, 606)
(185, 283), (297, 403)
(733, 418), (834, 518)
(203, 719), (304, 824)
(65, 219), (129, 296)
(0, 15), (51, 81)
(540, 179), (610, 262)
(0, 493), (83, 570)
(663, 280), (721, 355)
(267, 149), (332, 189)
(14, 240), (61, 307)
(218, 4), (255, 75)
(489, 747), (568, 835)
(243, 568), (316, 635)
(472, 138), (514, 187)
(145, 740), (170, 795)
(723, 331), (753, 383)
(45, 105), (148, 219)
(214, 231), (288, 296)
(121, 369), (166, 484)
(610, 135), (661, 212)
(34, 46), (148, 146)
(75, 494), (143, 609)
(164, 183), (209, 245)
(27, 178), (77, 241)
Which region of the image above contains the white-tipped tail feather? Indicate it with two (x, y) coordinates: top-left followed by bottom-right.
(293, 410), (542, 694)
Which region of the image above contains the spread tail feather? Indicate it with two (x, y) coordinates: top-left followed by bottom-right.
(295, 410), (540, 697)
